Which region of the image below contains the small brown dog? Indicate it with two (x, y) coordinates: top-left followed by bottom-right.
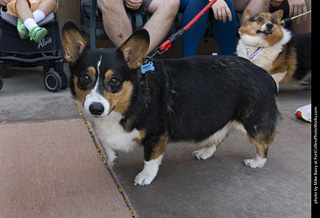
(237, 10), (311, 89)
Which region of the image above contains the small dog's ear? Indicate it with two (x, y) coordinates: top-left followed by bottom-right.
(118, 29), (150, 69)
(244, 9), (253, 20)
(273, 9), (284, 20)
(62, 21), (88, 63)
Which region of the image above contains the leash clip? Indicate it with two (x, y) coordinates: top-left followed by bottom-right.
(140, 48), (160, 79)
(143, 47), (164, 65)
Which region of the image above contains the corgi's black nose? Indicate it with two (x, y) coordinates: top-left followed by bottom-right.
(266, 23), (273, 30)
(89, 102), (105, 115)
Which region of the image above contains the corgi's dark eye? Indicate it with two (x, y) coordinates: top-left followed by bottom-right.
(257, 17), (264, 22)
(80, 74), (92, 86)
(108, 77), (120, 90)
(270, 18), (275, 23)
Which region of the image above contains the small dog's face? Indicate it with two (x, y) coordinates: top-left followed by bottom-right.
(61, 22), (150, 117)
(239, 10), (284, 46)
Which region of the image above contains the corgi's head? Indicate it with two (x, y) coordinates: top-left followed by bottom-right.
(61, 21), (150, 117)
(239, 10), (284, 47)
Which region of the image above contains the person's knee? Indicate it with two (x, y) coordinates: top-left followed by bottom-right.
(48, 0), (58, 5)
(260, 0), (271, 4)
(97, 0), (122, 13)
(97, 0), (106, 12)
(169, 0), (180, 12)
(16, 0), (28, 4)
(157, 0), (179, 17)
(165, 0), (179, 15)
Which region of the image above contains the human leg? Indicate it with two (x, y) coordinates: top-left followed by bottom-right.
(97, 0), (133, 47)
(237, 0), (271, 25)
(33, 0), (58, 22)
(180, 0), (209, 57)
(233, 0), (251, 12)
(144, 0), (179, 54)
(15, 0), (33, 22)
(212, 0), (237, 55)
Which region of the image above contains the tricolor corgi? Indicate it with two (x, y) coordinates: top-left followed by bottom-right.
(237, 10), (311, 89)
(62, 21), (280, 186)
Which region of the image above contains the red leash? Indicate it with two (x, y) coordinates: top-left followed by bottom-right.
(144, 0), (217, 62)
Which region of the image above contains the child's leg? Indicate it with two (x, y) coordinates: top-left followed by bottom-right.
(36, 0), (58, 16)
(32, 0), (58, 23)
(14, 0), (34, 39)
(15, 0), (48, 42)
(15, 0), (33, 22)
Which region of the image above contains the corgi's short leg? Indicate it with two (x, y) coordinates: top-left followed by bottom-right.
(134, 134), (168, 186)
(104, 146), (119, 167)
(244, 135), (273, 168)
(193, 125), (230, 160)
(271, 71), (287, 92)
(134, 154), (164, 186)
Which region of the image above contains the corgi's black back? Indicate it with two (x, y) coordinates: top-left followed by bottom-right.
(146, 56), (279, 142)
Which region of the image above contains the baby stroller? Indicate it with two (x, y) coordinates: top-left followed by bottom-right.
(0, 7), (68, 92)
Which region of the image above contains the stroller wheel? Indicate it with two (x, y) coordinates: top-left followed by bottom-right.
(44, 70), (62, 92)
(60, 70), (70, 90)
(0, 76), (3, 91)
(0, 66), (8, 78)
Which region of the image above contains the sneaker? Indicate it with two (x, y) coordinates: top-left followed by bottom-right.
(29, 26), (47, 43)
(295, 104), (311, 123)
(17, 18), (29, 39)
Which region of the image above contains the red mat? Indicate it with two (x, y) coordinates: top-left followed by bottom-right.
(0, 120), (131, 218)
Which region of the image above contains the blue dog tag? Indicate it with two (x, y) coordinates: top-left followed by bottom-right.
(140, 61), (155, 74)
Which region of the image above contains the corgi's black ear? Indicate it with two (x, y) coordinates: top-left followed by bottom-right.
(62, 21), (88, 63)
(118, 29), (150, 69)
(273, 9), (284, 20)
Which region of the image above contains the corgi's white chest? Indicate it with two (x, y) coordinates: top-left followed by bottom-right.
(91, 112), (140, 152)
(239, 44), (280, 72)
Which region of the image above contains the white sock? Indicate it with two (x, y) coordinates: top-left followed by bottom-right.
(23, 18), (38, 31)
(33, 9), (46, 23)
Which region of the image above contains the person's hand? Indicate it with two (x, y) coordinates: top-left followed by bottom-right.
(287, 0), (308, 23)
(124, 0), (143, 11)
(211, 0), (232, 23)
(270, 0), (284, 7)
(0, 0), (13, 7)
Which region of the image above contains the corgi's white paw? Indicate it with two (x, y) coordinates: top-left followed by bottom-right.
(134, 171), (156, 186)
(244, 155), (267, 168)
(134, 154), (163, 186)
(192, 145), (216, 160)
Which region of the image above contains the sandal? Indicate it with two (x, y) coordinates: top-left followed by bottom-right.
(29, 26), (47, 43)
(17, 18), (29, 39)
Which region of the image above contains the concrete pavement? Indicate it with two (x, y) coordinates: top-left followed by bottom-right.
(0, 66), (312, 217)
